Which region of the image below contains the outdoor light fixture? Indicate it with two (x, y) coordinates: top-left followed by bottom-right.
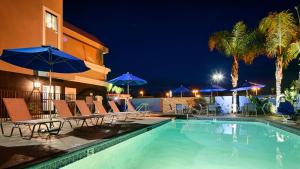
(251, 87), (260, 96)
(192, 89), (199, 97)
(33, 80), (41, 90)
(139, 90), (144, 97)
(166, 92), (170, 97)
(211, 72), (224, 84)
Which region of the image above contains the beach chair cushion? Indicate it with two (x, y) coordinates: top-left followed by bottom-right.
(3, 98), (32, 123)
(94, 101), (108, 114)
(53, 100), (73, 118)
(108, 101), (121, 113)
(75, 100), (92, 116)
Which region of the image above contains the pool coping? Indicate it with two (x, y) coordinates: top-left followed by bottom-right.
(26, 117), (300, 169)
(191, 117), (300, 136)
(25, 119), (171, 169)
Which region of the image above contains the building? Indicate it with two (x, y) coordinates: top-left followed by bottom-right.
(0, 0), (110, 115)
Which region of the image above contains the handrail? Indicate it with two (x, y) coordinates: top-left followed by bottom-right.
(136, 103), (149, 111)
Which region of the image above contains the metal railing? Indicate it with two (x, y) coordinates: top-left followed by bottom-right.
(0, 89), (79, 120)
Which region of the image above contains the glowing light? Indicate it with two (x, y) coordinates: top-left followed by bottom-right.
(192, 89), (199, 97)
(139, 90), (144, 96)
(211, 72), (224, 83)
(33, 80), (41, 89)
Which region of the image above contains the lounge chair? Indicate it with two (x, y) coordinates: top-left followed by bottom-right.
(207, 104), (217, 116)
(53, 100), (93, 128)
(93, 101), (120, 123)
(108, 101), (137, 121)
(277, 101), (296, 122)
(2, 98), (62, 139)
(75, 100), (104, 125)
(244, 103), (257, 117)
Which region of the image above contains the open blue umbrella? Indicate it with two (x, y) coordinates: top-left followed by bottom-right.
(231, 81), (265, 96)
(200, 84), (226, 93)
(173, 85), (190, 97)
(108, 72), (147, 94)
(200, 84), (226, 103)
(0, 46), (90, 118)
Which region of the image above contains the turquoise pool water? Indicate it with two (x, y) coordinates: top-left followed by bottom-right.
(63, 120), (300, 169)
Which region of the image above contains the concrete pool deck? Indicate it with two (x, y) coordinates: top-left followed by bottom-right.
(0, 116), (170, 168)
(1, 114), (300, 168)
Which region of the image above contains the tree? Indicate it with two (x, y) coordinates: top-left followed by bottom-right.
(259, 11), (299, 108)
(209, 21), (263, 113)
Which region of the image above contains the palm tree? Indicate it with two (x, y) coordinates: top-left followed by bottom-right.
(259, 11), (299, 108)
(209, 21), (263, 113)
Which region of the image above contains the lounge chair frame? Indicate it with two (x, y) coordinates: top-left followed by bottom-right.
(3, 98), (62, 140)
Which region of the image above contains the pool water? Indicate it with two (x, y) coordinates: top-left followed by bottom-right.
(63, 120), (300, 169)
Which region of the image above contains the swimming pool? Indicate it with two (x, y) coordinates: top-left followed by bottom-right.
(63, 120), (300, 169)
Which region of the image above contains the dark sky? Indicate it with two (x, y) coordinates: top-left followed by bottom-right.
(64, 0), (300, 95)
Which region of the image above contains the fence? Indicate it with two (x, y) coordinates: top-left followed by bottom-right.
(0, 89), (81, 120)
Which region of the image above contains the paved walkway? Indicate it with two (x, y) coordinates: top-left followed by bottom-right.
(0, 116), (169, 168)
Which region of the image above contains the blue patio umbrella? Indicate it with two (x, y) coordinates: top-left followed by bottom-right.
(200, 84), (226, 103)
(108, 72), (147, 94)
(173, 85), (190, 97)
(0, 46), (90, 118)
(231, 81), (265, 96)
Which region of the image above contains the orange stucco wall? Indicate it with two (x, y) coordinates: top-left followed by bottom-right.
(0, 0), (63, 75)
(0, 0), (109, 83)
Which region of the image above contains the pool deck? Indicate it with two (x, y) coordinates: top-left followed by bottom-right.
(0, 116), (170, 168)
(1, 114), (300, 168)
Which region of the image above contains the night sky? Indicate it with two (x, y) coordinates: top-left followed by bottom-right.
(64, 0), (300, 96)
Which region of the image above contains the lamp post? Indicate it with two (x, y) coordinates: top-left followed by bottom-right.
(211, 72), (224, 96)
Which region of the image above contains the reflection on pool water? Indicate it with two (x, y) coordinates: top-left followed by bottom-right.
(63, 120), (300, 169)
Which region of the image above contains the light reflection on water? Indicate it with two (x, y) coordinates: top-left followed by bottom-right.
(64, 120), (300, 169)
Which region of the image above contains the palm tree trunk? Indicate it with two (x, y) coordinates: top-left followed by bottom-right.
(231, 56), (239, 113)
(275, 56), (283, 109)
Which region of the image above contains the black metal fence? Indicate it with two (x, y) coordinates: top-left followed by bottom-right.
(0, 89), (81, 120)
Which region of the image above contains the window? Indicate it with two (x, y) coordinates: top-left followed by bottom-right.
(45, 11), (58, 32)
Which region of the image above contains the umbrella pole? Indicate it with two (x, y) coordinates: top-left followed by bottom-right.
(49, 69), (52, 120)
(181, 92), (182, 98)
(126, 84), (129, 111)
(127, 84), (129, 95)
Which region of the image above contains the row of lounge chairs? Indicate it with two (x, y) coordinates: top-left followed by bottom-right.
(1, 98), (148, 139)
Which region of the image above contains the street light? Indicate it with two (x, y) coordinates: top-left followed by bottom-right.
(211, 72), (224, 96)
(211, 72), (224, 84)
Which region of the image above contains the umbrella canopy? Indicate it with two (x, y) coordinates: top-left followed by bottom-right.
(200, 84), (226, 93)
(0, 46), (90, 119)
(0, 46), (89, 73)
(108, 72), (147, 94)
(230, 81), (265, 92)
(200, 84), (226, 103)
(172, 85), (190, 97)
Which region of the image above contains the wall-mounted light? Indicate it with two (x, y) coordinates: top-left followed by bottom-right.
(139, 90), (144, 97)
(33, 80), (41, 91)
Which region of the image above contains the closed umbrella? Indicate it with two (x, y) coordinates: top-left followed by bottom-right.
(0, 46), (90, 118)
